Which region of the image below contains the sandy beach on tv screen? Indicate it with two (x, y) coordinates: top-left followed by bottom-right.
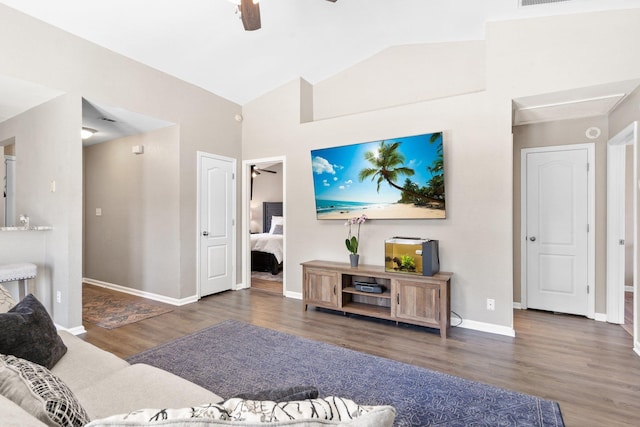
(317, 203), (445, 220)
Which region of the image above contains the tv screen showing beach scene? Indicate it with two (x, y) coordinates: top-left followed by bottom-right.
(310, 132), (445, 220)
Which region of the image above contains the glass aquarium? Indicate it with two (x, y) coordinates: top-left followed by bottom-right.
(385, 237), (439, 276)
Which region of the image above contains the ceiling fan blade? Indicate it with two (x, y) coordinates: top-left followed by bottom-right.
(240, 0), (261, 31)
(258, 169), (277, 174)
(326, 0), (338, 2)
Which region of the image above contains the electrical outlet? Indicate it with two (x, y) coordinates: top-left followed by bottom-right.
(487, 298), (495, 311)
(56, 291), (62, 304)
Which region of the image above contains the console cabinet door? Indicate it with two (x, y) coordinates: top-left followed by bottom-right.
(304, 268), (340, 308)
(391, 279), (440, 327)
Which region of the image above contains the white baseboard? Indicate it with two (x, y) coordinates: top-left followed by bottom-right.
(456, 319), (516, 337)
(513, 304), (607, 324)
(80, 278), (526, 338)
(56, 324), (87, 336)
(83, 278), (198, 306)
(594, 312), (607, 322)
(285, 291), (302, 300)
(634, 344), (640, 358)
(625, 286), (634, 293)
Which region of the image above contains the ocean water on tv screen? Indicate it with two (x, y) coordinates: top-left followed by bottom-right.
(315, 199), (388, 215)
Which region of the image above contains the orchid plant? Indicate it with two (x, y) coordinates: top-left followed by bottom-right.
(345, 214), (367, 255)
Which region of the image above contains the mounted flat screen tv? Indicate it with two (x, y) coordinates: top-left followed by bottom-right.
(310, 132), (445, 220)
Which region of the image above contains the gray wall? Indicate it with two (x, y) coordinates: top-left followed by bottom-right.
(2, 3), (640, 336)
(0, 4), (241, 329)
(313, 41), (486, 120)
(83, 126), (182, 298)
(512, 116), (609, 310)
(0, 94), (82, 326)
(242, 9), (640, 333)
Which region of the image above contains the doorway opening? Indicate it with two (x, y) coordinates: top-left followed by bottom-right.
(82, 98), (180, 304)
(242, 157), (285, 296)
(512, 80), (640, 344)
(606, 121), (637, 337)
(2, 150), (15, 227)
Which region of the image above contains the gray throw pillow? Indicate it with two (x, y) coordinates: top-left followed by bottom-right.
(0, 294), (67, 369)
(272, 224), (283, 235)
(0, 354), (90, 427)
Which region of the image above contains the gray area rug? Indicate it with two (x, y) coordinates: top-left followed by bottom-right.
(127, 320), (564, 427)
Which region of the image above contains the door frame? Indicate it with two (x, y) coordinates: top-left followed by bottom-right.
(196, 151), (237, 298)
(3, 155), (15, 226)
(520, 143), (595, 318)
(606, 122), (637, 328)
(241, 156), (286, 294)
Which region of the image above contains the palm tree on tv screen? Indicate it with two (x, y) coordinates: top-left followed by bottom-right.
(358, 138), (443, 206)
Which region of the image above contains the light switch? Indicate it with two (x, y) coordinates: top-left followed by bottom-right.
(50, 180), (56, 193)
(96, 208), (102, 216)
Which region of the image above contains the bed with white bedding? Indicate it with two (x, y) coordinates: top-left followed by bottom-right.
(251, 202), (283, 274)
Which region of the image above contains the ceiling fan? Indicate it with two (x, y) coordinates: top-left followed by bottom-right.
(238, 0), (337, 31)
(251, 165), (277, 176)
(250, 164), (278, 199)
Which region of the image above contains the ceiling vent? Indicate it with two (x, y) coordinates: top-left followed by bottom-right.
(520, 0), (571, 6)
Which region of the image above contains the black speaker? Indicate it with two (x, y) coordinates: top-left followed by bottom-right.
(421, 240), (440, 276)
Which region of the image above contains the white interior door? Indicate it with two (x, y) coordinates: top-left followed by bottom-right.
(523, 146), (591, 316)
(199, 153), (235, 297)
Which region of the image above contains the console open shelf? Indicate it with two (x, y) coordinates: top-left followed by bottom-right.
(342, 286), (392, 298)
(302, 260), (452, 338)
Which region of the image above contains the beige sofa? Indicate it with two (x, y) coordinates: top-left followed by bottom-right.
(1, 330), (223, 427)
(1, 288), (394, 426)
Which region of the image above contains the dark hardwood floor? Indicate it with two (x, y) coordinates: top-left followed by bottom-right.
(622, 291), (633, 336)
(81, 285), (640, 426)
(250, 277), (283, 294)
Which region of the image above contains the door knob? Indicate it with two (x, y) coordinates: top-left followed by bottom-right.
(529, 236), (536, 242)
(202, 231), (209, 236)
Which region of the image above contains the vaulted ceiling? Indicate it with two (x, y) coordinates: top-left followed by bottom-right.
(2, 0), (639, 105)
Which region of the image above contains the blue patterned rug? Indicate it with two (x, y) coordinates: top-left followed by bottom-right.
(127, 320), (564, 426)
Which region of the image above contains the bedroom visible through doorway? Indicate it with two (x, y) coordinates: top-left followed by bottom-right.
(245, 158), (284, 295)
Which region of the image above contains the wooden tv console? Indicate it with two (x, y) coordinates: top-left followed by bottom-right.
(301, 260), (452, 338)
